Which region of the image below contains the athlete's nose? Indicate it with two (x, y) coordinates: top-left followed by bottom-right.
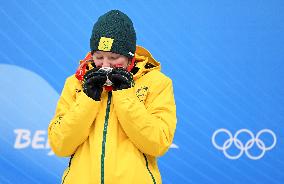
(101, 60), (111, 67)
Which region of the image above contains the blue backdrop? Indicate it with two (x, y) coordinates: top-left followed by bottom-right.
(1, 0), (284, 184)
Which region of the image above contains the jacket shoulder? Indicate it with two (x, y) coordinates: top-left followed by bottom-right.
(145, 70), (172, 86)
(65, 74), (79, 83)
(64, 74), (81, 88)
(60, 74), (82, 100)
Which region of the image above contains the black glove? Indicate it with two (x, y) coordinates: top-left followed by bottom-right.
(108, 68), (134, 91)
(82, 67), (107, 101)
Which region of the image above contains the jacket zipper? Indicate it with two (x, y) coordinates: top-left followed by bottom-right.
(101, 91), (112, 184)
(143, 153), (157, 184)
(61, 154), (74, 184)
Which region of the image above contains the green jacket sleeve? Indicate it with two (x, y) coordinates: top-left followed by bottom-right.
(48, 76), (100, 157)
(112, 76), (176, 157)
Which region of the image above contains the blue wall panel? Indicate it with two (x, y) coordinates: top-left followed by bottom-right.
(1, 1), (284, 183)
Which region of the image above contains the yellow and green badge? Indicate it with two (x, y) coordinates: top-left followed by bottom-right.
(98, 37), (114, 51)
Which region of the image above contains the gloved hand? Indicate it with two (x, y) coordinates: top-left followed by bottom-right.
(82, 67), (107, 101)
(108, 68), (134, 91)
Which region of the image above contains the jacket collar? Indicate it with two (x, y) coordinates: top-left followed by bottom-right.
(133, 45), (161, 80)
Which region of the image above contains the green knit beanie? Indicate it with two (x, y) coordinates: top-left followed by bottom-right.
(90, 10), (136, 58)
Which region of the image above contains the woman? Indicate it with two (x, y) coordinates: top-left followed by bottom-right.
(48, 10), (176, 184)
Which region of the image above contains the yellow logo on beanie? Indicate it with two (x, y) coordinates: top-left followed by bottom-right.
(98, 37), (114, 51)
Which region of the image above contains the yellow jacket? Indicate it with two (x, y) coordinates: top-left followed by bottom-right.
(48, 46), (177, 184)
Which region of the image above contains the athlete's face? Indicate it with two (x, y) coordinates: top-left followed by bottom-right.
(92, 51), (130, 69)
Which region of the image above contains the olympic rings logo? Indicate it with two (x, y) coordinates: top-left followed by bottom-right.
(212, 129), (277, 160)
